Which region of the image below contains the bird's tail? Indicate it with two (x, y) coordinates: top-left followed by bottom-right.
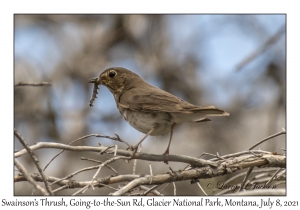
(190, 105), (229, 116)
(187, 105), (229, 123)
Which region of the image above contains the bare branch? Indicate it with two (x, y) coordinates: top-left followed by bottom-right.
(89, 156), (131, 189)
(111, 153), (285, 195)
(248, 128), (286, 150)
(209, 150), (271, 161)
(44, 133), (129, 171)
(236, 25), (285, 71)
(14, 129), (53, 195)
(14, 129), (286, 196)
(14, 159), (49, 196)
(15, 151), (285, 195)
(50, 165), (102, 186)
(160, 183), (170, 194)
(14, 142), (217, 167)
(221, 168), (278, 187)
(276, 169), (286, 179)
(140, 185), (162, 196)
(239, 166), (254, 191)
(52, 185), (68, 193)
(197, 181), (207, 196)
(81, 157), (118, 175)
(14, 82), (52, 87)
(173, 182), (176, 196)
(266, 168), (282, 185)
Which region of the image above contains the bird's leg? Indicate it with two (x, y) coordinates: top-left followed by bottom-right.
(163, 123), (176, 164)
(128, 124), (158, 156)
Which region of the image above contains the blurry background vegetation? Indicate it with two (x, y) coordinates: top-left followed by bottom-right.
(14, 14), (286, 195)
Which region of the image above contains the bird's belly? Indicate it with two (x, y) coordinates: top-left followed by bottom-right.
(120, 109), (173, 136)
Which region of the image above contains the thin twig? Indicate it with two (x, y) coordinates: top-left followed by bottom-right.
(149, 162), (153, 176)
(44, 133), (130, 171)
(50, 165), (101, 186)
(81, 157), (118, 175)
(14, 82), (52, 87)
(100, 145), (115, 155)
(97, 183), (119, 191)
(199, 152), (225, 160)
(275, 169), (286, 179)
(141, 185), (162, 196)
(89, 156), (131, 190)
(14, 159), (49, 196)
(160, 183), (170, 194)
(114, 144), (118, 156)
(248, 128), (286, 150)
(236, 25), (285, 71)
(44, 134), (102, 171)
(52, 185), (68, 193)
(266, 168), (282, 185)
(220, 168), (278, 188)
(113, 134), (131, 147)
(197, 181), (207, 196)
(133, 159), (137, 175)
(239, 166), (254, 191)
(249, 173), (273, 183)
(173, 182), (176, 196)
(210, 150), (271, 161)
(14, 129), (53, 195)
(73, 185), (89, 196)
(15, 142), (217, 167)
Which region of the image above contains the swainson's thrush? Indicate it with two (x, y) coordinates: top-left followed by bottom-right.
(89, 67), (229, 157)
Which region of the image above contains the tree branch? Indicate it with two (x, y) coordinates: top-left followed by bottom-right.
(14, 82), (52, 87)
(14, 159), (49, 196)
(111, 153), (285, 195)
(14, 142), (217, 167)
(14, 129), (53, 195)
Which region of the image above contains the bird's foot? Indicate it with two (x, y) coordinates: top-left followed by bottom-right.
(163, 149), (169, 164)
(126, 145), (139, 158)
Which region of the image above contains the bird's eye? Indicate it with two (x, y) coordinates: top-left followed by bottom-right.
(108, 71), (117, 78)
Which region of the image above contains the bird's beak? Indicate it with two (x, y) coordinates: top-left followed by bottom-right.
(88, 77), (100, 84)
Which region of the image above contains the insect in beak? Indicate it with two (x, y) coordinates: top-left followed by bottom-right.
(88, 77), (101, 107)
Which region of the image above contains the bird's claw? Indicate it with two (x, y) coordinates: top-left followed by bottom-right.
(126, 145), (138, 157)
(163, 150), (169, 164)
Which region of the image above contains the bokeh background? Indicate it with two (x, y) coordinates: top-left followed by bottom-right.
(14, 14), (286, 195)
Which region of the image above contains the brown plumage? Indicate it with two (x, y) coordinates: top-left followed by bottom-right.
(89, 67), (229, 158)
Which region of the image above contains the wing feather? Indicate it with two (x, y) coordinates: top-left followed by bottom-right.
(118, 85), (229, 116)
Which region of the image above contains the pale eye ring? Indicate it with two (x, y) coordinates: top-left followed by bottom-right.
(108, 70), (117, 78)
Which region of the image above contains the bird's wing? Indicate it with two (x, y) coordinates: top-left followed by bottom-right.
(118, 86), (228, 115)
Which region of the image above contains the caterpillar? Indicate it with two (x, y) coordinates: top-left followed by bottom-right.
(89, 82), (100, 107)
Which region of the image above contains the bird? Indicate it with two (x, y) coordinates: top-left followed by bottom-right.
(89, 67), (229, 159)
